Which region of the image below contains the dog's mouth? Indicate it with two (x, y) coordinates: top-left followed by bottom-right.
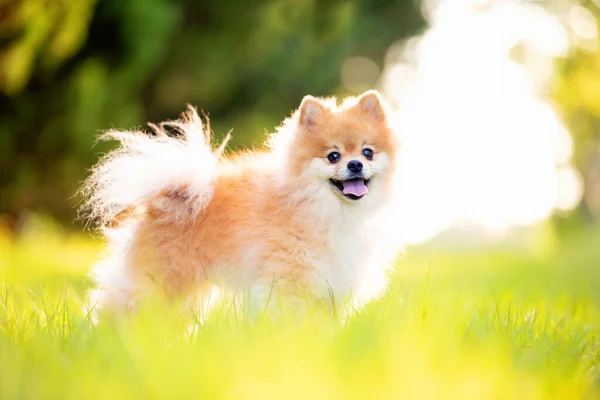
(329, 177), (370, 201)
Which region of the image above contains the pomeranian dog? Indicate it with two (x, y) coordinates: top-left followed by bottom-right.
(81, 90), (400, 318)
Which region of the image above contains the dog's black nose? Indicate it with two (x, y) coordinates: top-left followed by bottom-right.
(347, 160), (363, 173)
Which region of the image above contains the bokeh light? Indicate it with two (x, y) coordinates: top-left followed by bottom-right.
(378, 0), (586, 244)
(341, 56), (381, 93)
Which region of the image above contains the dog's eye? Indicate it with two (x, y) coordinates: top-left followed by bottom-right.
(362, 148), (374, 160)
(327, 152), (341, 163)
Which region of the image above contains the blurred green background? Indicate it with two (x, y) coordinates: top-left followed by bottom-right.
(0, 0), (425, 226)
(2, 0), (600, 235)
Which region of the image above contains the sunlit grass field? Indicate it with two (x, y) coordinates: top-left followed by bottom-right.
(1, 215), (599, 399)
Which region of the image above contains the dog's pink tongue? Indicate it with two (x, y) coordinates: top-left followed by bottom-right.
(342, 179), (368, 197)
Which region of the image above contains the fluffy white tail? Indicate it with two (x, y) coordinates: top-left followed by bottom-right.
(80, 106), (229, 230)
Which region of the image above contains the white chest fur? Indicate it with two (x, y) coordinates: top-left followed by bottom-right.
(311, 217), (375, 303)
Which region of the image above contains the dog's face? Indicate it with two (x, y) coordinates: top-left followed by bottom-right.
(290, 91), (398, 205)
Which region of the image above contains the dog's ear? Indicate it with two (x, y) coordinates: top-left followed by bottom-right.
(298, 95), (327, 128)
(356, 90), (386, 121)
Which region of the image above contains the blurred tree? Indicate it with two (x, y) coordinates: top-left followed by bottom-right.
(552, 2), (600, 221)
(0, 0), (424, 227)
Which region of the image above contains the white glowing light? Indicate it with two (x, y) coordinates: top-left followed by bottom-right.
(556, 167), (584, 212)
(381, 0), (584, 244)
(569, 5), (598, 41)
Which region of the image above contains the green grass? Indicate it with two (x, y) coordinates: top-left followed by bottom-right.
(1, 215), (599, 399)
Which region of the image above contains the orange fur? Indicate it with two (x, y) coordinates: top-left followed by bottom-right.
(83, 90), (400, 318)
